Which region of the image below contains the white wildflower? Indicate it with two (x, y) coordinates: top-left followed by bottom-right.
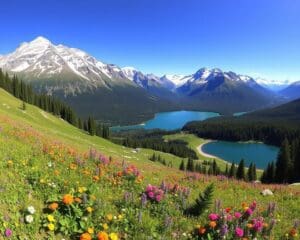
(25, 215), (34, 223)
(27, 206), (36, 214)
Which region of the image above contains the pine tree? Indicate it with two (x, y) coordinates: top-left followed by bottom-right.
(150, 153), (156, 162)
(185, 183), (214, 216)
(252, 164), (257, 181)
(229, 162), (236, 178)
(236, 159), (245, 180)
(225, 164), (229, 176)
(294, 139), (300, 182)
(179, 159), (185, 171)
(21, 101), (26, 111)
(208, 164), (213, 175)
(212, 160), (218, 175)
(275, 139), (291, 183)
(247, 163), (256, 182)
(186, 158), (193, 172)
(267, 162), (275, 183)
(88, 116), (96, 136)
(102, 125), (110, 139)
(78, 118), (83, 129)
(262, 162), (276, 184)
(202, 165), (207, 174)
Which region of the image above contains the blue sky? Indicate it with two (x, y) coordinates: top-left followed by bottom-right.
(0, 0), (300, 82)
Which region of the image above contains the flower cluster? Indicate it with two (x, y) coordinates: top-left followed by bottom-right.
(194, 201), (276, 239)
(115, 164), (143, 183)
(144, 184), (164, 203)
(80, 231), (118, 240)
(41, 187), (98, 236)
(24, 205), (36, 224)
(284, 220), (299, 239)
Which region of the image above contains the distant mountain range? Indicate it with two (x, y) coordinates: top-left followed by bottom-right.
(279, 81), (300, 100)
(0, 36), (291, 124)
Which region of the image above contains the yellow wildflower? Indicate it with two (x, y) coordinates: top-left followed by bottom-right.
(48, 223), (55, 231)
(78, 186), (87, 193)
(47, 215), (55, 222)
(102, 223), (109, 230)
(86, 207), (93, 213)
(106, 214), (113, 221)
(109, 232), (118, 240)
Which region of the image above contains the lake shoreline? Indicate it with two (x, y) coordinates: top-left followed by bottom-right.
(197, 140), (218, 159)
(198, 140), (279, 169)
(111, 110), (220, 131)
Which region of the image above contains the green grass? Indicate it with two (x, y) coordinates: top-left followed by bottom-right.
(0, 88), (300, 239)
(0, 88), (184, 170)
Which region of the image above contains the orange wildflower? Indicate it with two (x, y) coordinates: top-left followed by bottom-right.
(247, 223), (253, 229)
(80, 233), (92, 240)
(198, 226), (206, 235)
(48, 202), (58, 211)
(209, 221), (217, 228)
(93, 176), (100, 181)
(97, 231), (109, 240)
(62, 194), (74, 205)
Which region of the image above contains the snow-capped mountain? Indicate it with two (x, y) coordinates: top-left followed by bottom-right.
(0, 36), (278, 96)
(160, 74), (186, 88)
(175, 67), (281, 113)
(121, 67), (176, 90)
(0, 36), (284, 123)
(176, 68), (267, 94)
(0, 36), (134, 94)
(121, 66), (137, 81)
(255, 78), (291, 92)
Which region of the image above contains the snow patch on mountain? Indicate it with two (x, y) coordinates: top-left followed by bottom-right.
(121, 67), (137, 81)
(0, 36), (127, 87)
(161, 74), (186, 86)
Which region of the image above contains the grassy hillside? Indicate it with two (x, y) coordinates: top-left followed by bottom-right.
(0, 88), (300, 239)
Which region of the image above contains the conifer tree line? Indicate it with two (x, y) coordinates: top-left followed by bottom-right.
(78, 116), (110, 139)
(0, 69), (110, 139)
(111, 130), (198, 159)
(149, 153), (173, 167)
(183, 119), (300, 147)
(261, 138), (300, 184)
(179, 158), (257, 182)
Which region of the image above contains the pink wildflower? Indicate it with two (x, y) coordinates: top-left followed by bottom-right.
(234, 212), (242, 219)
(209, 213), (219, 221)
(235, 227), (244, 238)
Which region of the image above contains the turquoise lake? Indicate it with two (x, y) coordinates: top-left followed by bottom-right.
(201, 141), (279, 169)
(111, 111), (220, 131)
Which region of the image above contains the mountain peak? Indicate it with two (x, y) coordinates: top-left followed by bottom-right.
(30, 36), (52, 45)
(121, 67), (138, 81)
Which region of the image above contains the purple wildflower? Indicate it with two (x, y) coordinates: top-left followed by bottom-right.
(4, 228), (12, 238)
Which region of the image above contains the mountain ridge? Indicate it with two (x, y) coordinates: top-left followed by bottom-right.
(0, 36), (284, 123)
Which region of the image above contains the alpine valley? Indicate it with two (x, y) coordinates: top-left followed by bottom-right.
(0, 36), (286, 125)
